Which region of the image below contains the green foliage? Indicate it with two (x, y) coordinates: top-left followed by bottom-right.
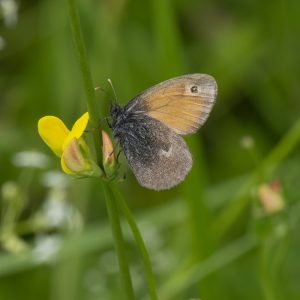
(1, 0), (300, 299)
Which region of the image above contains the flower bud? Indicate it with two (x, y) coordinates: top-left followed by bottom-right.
(102, 130), (117, 176)
(257, 181), (284, 215)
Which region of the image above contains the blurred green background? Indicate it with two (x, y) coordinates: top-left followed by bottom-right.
(1, 0), (300, 299)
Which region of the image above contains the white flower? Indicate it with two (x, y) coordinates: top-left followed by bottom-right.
(33, 235), (61, 264)
(0, 0), (18, 27)
(12, 150), (50, 169)
(240, 135), (254, 149)
(40, 171), (69, 189)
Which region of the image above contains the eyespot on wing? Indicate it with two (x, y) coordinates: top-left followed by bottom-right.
(133, 74), (217, 135)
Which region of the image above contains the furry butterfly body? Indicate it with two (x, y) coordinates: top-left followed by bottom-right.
(110, 74), (217, 191)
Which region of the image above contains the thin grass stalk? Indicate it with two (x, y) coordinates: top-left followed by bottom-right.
(111, 185), (158, 300)
(212, 118), (300, 240)
(160, 234), (258, 300)
(66, 0), (102, 165)
(66, 1), (135, 297)
(103, 183), (135, 300)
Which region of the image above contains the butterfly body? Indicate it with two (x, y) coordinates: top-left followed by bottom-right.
(111, 103), (161, 166)
(110, 74), (217, 191)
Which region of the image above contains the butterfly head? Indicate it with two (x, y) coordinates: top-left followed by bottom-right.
(110, 103), (129, 129)
(110, 103), (122, 118)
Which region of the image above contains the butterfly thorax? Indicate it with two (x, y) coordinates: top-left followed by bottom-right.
(110, 103), (131, 132)
(110, 102), (168, 165)
(110, 103), (143, 136)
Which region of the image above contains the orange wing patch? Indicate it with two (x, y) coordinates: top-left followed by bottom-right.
(142, 74), (217, 135)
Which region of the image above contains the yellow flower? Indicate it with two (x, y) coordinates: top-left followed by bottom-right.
(38, 112), (102, 177)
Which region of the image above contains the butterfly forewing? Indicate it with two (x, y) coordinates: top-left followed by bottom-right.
(128, 74), (217, 135)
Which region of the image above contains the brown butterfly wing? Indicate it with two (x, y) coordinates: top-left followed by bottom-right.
(126, 74), (217, 135)
(119, 115), (192, 191)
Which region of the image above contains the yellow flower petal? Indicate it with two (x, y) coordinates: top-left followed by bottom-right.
(61, 155), (75, 174)
(71, 112), (89, 138)
(63, 112), (89, 150)
(38, 116), (70, 157)
(62, 138), (82, 173)
(61, 138), (91, 174)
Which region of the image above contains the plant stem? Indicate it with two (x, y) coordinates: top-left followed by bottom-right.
(66, 0), (102, 165)
(66, 2), (134, 296)
(112, 185), (158, 300)
(212, 118), (300, 240)
(160, 234), (257, 300)
(103, 183), (135, 300)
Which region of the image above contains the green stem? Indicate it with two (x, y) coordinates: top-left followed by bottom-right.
(212, 118), (300, 240)
(103, 183), (135, 300)
(160, 234), (257, 300)
(66, 0), (102, 165)
(111, 185), (158, 300)
(259, 242), (277, 300)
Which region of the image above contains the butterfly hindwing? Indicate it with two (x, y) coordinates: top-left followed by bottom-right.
(116, 114), (192, 191)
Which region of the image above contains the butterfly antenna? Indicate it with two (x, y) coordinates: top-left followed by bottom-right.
(94, 85), (109, 96)
(107, 78), (118, 104)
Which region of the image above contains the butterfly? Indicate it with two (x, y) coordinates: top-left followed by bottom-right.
(109, 74), (217, 191)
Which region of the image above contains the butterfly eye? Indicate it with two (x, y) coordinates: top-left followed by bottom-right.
(190, 85), (198, 93)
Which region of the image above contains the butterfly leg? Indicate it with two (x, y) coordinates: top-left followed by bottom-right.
(84, 116), (111, 133)
(106, 117), (112, 128)
(116, 149), (122, 163)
